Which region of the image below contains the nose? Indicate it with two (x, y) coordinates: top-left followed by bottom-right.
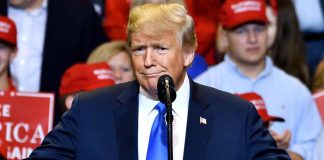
(247, 30), (257, 44)
(113, 69), (122, 80)
(144, 48), (155, 68)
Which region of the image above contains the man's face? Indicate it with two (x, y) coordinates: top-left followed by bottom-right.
(0, 42), (16, 75)
(225, 23), (268, 66)
(130, 31), (194, 99)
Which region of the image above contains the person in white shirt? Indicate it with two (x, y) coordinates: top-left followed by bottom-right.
(6, 0), (106, 124)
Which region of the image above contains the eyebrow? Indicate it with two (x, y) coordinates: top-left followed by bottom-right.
(131, 42), (168, 48)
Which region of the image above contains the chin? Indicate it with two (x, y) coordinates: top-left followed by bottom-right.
(245, 59), (264, 66)
(146, 81), (158, 92)
(143, 84), (159, 99)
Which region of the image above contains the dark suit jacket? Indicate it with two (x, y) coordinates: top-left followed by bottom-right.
(27, 80), (290, 160)
(1, 0), (107, 123)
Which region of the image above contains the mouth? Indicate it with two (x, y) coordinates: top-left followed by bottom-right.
(142, 71), (164, 78)
(246, 47), (260, 53)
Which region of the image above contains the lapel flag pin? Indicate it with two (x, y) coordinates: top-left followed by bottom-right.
(200, 117), (207, 125)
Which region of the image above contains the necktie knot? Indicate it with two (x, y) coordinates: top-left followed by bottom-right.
(155, 102), (166, 115)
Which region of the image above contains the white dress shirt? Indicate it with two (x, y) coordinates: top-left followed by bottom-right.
(138, 74), (190, 160)
(8, 0), (48, 91)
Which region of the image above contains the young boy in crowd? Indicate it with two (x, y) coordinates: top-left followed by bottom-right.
(0, 16), (17, 91)
(195, 0), (322, 160)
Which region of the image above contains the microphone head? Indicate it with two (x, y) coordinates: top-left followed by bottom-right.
(157, 75), (177, 104)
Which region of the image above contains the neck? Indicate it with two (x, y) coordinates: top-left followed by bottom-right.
(14, 0), (44, 12)
(239, 63), (265, 79)
(27, 0), (44, 12)
(230, 56), (266, 80)
(0, 71), (10, 90)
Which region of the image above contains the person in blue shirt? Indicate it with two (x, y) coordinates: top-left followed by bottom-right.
(195, 0), (322, 160)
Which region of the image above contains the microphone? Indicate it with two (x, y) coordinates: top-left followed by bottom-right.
(157, 74), (176, 160)
(157, 75), (176, 104)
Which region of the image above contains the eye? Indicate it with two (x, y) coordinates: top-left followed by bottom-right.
(131, 46), (146, 56)
(254, 25), (266, 33)
(122, 67), (131, 72)
(155, 46), (169, 54)
(0, 44), (7, 49)
(233, 28), (246, 35)
(157, 46), (167, 50)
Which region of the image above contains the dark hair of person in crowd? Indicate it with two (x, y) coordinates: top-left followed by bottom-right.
(267, 0), (310, 87)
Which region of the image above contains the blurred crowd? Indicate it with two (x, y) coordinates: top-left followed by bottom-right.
(0, 0), (323, 160)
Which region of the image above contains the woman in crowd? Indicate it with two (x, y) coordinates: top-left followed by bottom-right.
(266, 0), (310, 87)
(87, 41), (135, 84)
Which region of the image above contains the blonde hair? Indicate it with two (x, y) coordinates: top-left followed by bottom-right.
(131, 0), (184, 8)
(127, 3), (197, 52)
(87, 41), (131, 64)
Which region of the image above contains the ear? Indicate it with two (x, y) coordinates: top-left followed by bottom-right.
(183, 48), (195, 67)
(216, 26), (229, 53)
(220, 26), (230, 51)
(9, 47), (17, 62)
(65, 95), (75, 110)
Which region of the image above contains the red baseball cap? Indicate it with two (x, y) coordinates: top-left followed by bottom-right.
(220, 0), (268, 29)
(237, 92), (284, 123)
(0, 16), (17, 47)
(59, 62), (115, 96)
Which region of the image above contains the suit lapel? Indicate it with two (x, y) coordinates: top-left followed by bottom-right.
(183, 80), (213, 160)
(113, 81), (140, 160)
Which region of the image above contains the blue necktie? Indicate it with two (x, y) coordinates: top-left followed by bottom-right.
(146, 102), (168, 160)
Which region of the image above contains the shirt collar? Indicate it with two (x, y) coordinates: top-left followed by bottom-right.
(224, 54), (273, 80)
(139, 74), (190, 118)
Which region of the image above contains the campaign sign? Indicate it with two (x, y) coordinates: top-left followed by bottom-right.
(0, 91), (54, 160)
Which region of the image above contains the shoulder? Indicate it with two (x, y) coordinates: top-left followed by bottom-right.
(272, 67), (310, 93)
(197, 63), (225, 78)
(192, 81), (252, 113)
(194, 62), (226, 85)
(74, 81), (138, 110)
(79, 81), (137, 101)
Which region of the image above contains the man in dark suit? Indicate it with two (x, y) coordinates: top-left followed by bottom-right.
(27, 3), (290, 160)
(2, 0), (106, 124)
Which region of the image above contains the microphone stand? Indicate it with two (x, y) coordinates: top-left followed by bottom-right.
(165, 77), (173, 160)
